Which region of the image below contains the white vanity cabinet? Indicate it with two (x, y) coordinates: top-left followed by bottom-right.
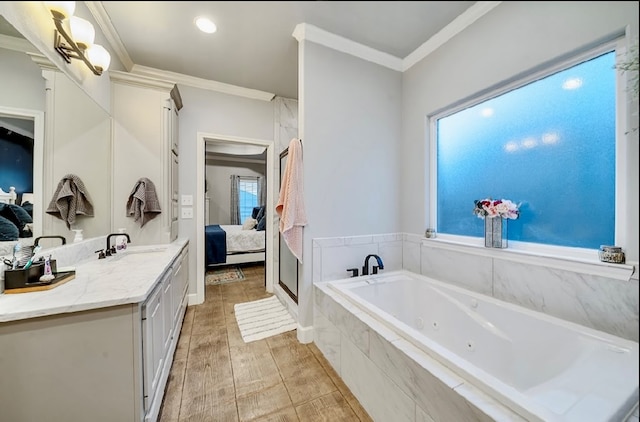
(110, 71), (182, 245)
(0, 242), (190, 422)
(142, 245), (189, 422)
(142, 276), (166, 415)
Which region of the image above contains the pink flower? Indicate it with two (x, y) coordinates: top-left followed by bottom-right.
(473, 198), (520, 219)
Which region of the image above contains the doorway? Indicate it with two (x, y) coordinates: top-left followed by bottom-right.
(0, 106), (44, 238)
(195, 132), (275, 305)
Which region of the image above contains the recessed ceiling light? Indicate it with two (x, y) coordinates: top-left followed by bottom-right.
(195, 16), (217, 34)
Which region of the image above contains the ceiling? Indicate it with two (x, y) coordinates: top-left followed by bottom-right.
(100, 1), (477, 99)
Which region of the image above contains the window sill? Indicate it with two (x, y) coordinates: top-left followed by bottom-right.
(420, 235), (636, 282)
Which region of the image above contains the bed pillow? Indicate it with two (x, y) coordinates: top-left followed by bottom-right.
(21, 202), (33, 218)
(242, 217), (258, 230)
(0, 215), (19, 241)
(251, 206), (262, 220)
(256, 206), (266, 222)
(0, 203), (32, 237)
(256, 215), (266, 231)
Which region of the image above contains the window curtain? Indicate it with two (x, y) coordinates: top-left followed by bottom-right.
(257, 176), (266, 206)
(230, 175), (241, 225)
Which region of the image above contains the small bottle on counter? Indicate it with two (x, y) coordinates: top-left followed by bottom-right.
(116, 228), (128, 251)
(39, 255), (55, 282)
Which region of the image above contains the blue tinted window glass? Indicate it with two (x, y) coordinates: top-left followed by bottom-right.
(436, 51), (615, 249)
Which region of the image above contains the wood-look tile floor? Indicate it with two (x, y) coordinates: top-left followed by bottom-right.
(159, 263), (373, 422)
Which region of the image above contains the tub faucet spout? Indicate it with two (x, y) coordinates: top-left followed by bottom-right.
(362, 254), (384, 276)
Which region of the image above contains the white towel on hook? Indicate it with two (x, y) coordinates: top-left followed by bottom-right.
(276, 138), (307, 262)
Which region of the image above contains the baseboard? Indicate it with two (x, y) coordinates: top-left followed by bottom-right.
(297, 324), (314, 344)
(187, 292), (203, 306)
(274, 284), (298, 320)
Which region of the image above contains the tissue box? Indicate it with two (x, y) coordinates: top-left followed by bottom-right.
(4, 260), (58, 290)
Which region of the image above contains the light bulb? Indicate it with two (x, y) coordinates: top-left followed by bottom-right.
(70, 16), (95, 50)
(87, 44), (111, 73)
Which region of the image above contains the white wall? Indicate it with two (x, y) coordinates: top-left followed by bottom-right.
(400, 1), (640, 262)
(0, 48), (45, 111)
(47, 72), (111, 242)
(177, 85), (274, 295)
(299, 41), (403, 329)
(205, 158), (266, 225)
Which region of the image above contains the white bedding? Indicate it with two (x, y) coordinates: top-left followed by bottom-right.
(0, 238), (34, 259)
(219, 225), (265, 253)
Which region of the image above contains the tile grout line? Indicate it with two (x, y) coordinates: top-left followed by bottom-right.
(174, 309), (194, 421)
(223, 284), (242, 422)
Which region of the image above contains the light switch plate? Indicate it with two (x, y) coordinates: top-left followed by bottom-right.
(181, 195), (193, 206)
(181, 207), (193, 219)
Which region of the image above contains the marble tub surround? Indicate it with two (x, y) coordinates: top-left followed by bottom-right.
(312, 233), (403, 283)
(418, 239), (638, 342)
(311, 232), (637, 341)
(0, 239), (188, 322)
(313, 281), (524, 422)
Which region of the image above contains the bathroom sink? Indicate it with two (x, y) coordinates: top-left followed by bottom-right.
(108, 246), (169, 262)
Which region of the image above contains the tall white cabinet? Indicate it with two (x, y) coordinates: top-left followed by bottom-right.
(110, 71), (182, 245)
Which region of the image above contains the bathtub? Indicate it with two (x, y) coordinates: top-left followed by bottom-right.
(322, 270), (639, 422)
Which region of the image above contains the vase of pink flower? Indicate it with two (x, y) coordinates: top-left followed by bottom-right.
(473, 198), (520, 248)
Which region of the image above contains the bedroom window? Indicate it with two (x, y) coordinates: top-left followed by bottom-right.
(431, 40), (625, 252)
(238, 177), (259, 222)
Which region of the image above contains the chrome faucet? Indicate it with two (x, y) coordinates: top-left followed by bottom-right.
(106, 233), (131, 256)
(362, 254), (384, 276)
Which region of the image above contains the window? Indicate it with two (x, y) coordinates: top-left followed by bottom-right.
(432, 41), (623, 251)
(238, 177), (259, 222)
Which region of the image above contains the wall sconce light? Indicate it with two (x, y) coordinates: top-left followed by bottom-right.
(44, 1), (111, 75)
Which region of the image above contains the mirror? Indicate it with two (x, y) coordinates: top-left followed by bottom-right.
(0, 14), (111, 249)
(278, 148), (298, 302)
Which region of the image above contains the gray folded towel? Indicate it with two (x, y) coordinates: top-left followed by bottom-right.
(46, 174), (94, 229)
(127, 178), (161, 227)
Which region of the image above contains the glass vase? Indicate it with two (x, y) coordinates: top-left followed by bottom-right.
(484, 217), (507, 248)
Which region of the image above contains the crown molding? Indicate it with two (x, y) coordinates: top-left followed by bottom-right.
(293, 23), (403, 72)
(0, 34), (39, 54)
(130, 64), (276, 102)
(85, 1), (134, 71)
(109, 69), (176, 91)
(292, 2), (502, 73)
(402, 1), (502, 71)
(26, 52), (57, 71)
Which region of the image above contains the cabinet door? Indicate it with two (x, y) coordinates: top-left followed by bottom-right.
(171, 104), (179, 155)
(142, 281), (164, 412)
(162, 271), (173, 355)
(170, 152), (179, 241)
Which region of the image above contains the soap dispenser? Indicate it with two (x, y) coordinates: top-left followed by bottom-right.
(72, 229), (83, 243)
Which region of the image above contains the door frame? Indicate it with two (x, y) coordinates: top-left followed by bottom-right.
(195, 132), (275, 305)
(0, 105), (44, 238)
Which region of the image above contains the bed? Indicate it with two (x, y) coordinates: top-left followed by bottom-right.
(205, 206), (266, 267)
(205, 224), (265, 266)
(1, 186), (35, 258)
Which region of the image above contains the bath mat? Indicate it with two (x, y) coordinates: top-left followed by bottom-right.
(205, 266), (245, 285)
(234, 295), (297, 343)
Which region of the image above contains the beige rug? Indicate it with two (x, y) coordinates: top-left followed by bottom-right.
(205, 266), (245, 285)
(234, 296), (297, 343)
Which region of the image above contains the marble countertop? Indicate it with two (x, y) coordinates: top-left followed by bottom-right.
(0, 239), (188, 323)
